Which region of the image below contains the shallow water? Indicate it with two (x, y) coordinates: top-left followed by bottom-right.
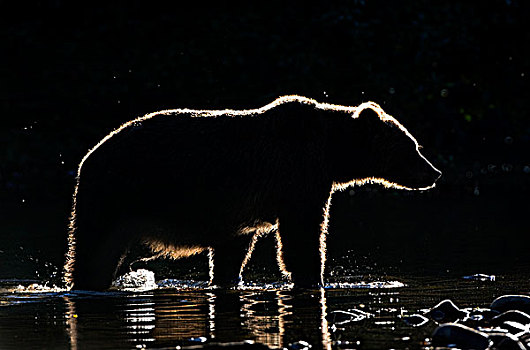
(1, 271), (530, 349)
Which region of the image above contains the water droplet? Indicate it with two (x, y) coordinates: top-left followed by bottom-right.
(523, 166), (530, 174)
(349, 189), (355, 196)
(389, 87), (396, 94)
(474, 187), (480, 196)
(440, 89), (449, 98)
(522, 73), (525, 77)
(504, 136), (513, 144)
(465, 171), (473, 179)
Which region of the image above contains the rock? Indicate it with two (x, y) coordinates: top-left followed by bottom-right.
(432, 323), (490, 349)
(498, 321), (529, 336)
(286, 340), (312, 349)
(183, 340), (272, 349)
(462, 308), (500, 327)
(401, 314), (429, 327)
(427, 299), (468, 323)
(327, 310), (367, 325)
(490, 310), (530, 326)
(518, 332), (530, 347)
(491, 295), (530, 314)
(188, 337), (208, 343)
(346, 308), (372, 319)
(463, 274), (496, 282)
(488, 333), (526, 350)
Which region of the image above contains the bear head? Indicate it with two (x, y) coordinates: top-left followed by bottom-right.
(329, 104), (441, 191)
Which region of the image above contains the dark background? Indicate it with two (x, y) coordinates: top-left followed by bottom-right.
(1, 1), (529, 282)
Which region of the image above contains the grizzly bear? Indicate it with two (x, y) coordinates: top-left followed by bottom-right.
(63, 95), (441, 290)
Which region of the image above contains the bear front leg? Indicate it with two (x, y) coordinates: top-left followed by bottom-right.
(72, 222), (127, 291)
(212, 236), (252, 287)
(279, 205), (326, 288)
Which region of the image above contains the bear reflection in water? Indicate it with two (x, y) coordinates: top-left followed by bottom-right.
(63, 95), (441, 291)
(64, 288), (331, 350)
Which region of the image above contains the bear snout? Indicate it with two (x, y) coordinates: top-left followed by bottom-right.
(417, 165), (442, 189)
(433, 168), (442, 182)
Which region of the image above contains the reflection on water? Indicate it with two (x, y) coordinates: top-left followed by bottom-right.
(1, 274), (530, 349)
(241, 291), (286, 348)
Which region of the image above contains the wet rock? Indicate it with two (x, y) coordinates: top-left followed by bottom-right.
(498, 321), (528, 335)
(467, 308), (500, 321)
(427, 299), (468, 323)
(346, 308), (372, 318)
(463, 274), (496, 282)
(401, 314), (429, 327)
(462, 308), (500, 327)
(327, 310), (369, 325)
(333, 340), (359, 349)
(518, 332), (530, 344)
(490, 310), (530, 327)
(432, 323), (490, 349)
(491, 295), (530, 314)
(488, 333), (526, 350)
(286, 340), (312, 349)
(188, 337), (208, 343)
(183, 340), (272, 349)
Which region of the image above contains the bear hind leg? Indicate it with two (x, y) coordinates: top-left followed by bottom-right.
(211, 236), (253, 287)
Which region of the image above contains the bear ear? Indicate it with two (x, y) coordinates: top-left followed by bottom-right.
(354, 107), (386, 136)
(356, 107), (381, 121)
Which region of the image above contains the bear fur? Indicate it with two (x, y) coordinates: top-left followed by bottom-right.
(63, 95), (441, 290)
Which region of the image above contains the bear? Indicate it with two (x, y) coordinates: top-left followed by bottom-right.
(62, 95), (441, 290)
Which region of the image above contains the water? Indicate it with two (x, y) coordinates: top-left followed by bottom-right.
(1, 190), (528, 348)
(2, 271), (530, 349)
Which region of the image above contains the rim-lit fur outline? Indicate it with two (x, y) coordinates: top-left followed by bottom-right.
(63, 95), (437, 289)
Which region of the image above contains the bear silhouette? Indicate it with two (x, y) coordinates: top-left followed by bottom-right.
(63, 95), (441, 290)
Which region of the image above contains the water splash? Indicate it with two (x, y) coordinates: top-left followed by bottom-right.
(0, 280), (66, 294)
(325, 281), (406, 289)
(1, 267), (405, 294)
(157, 279), (211, 289)
(237, 281), (294, 290)
(112, 269), (158, 291)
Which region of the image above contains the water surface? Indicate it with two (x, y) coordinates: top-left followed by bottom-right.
(2, 271), (529, 349)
